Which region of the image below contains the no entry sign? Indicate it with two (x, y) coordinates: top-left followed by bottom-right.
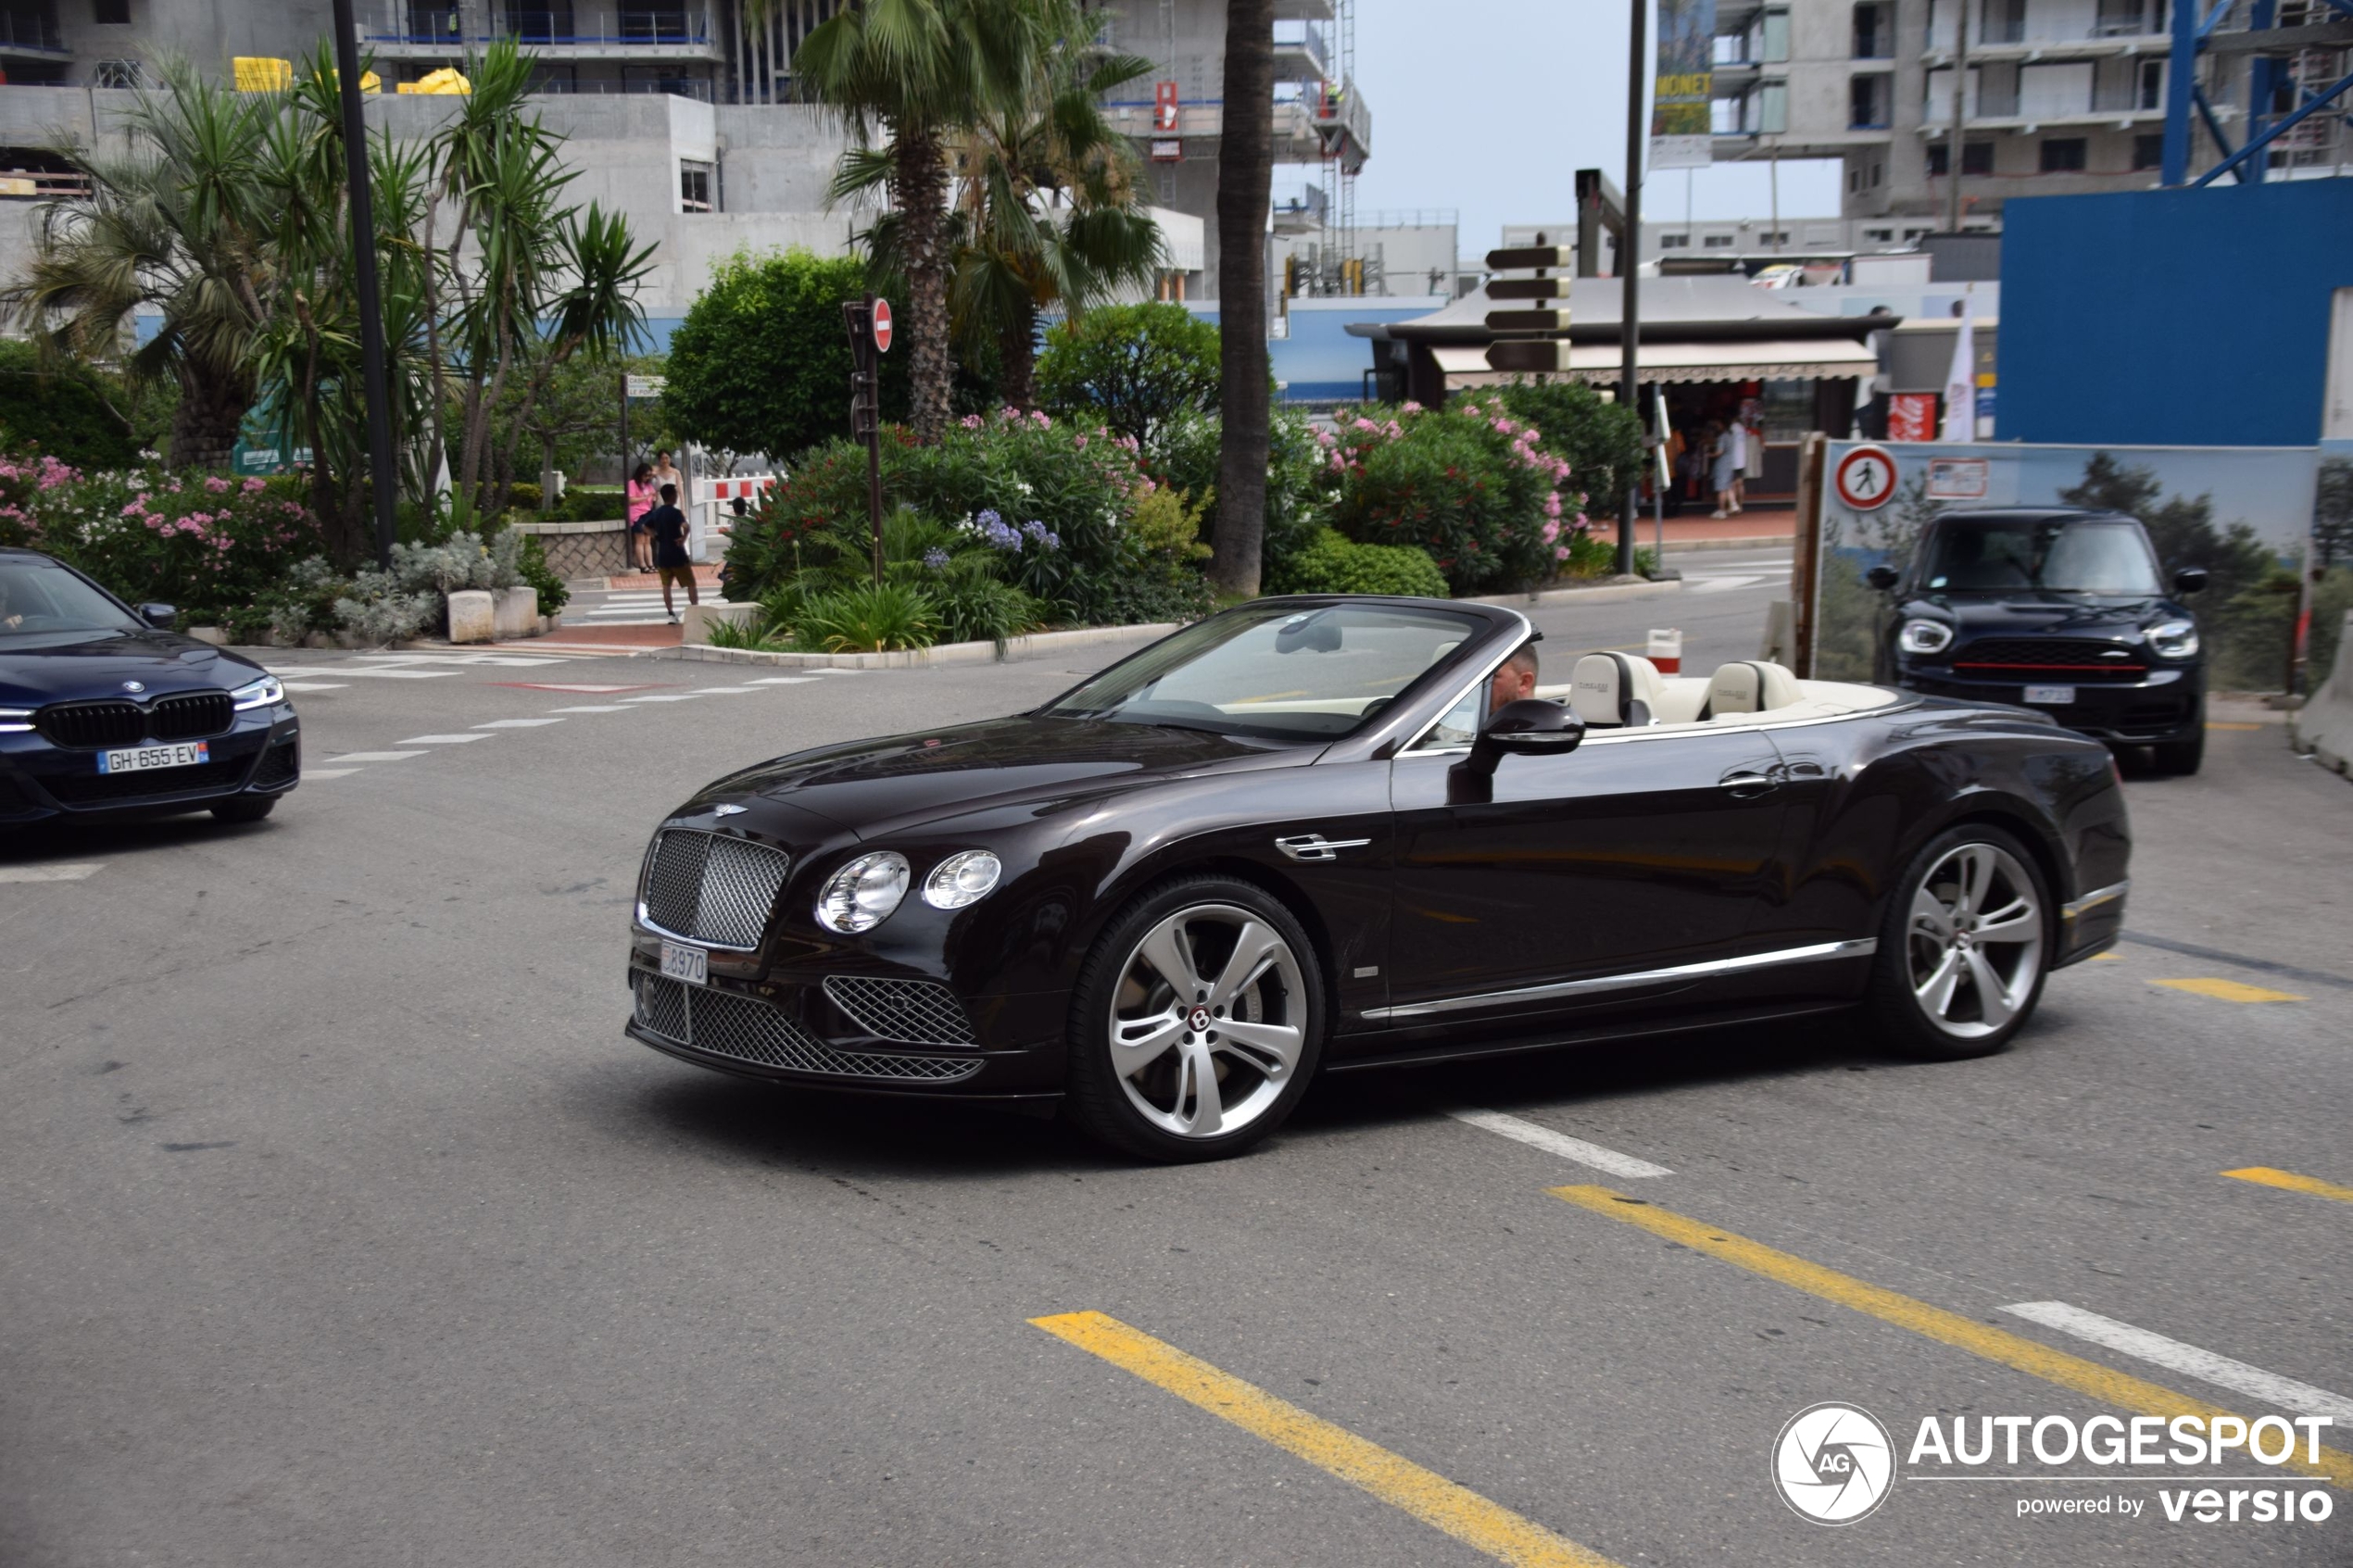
(871, 298), (893, 355)
(1833, 445), (1897, 510)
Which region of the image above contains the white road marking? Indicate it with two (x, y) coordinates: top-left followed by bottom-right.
(2002, 1301), (2353, 1424)
(497, 683), (647, 694)
(745, 676), (816, 684)
(547, 705), (634, 713)
(396, 734), (491, 745)
(1683, 574), (1768, 596)
(278, 682), (348, 693)
(285, 668), (459, 680)
(809, 668), (870, 675)
(301, 768), (363, 779)
(620, 694), (703, 703)
(351, 653), (574, 668)
(473, 718), (564, 728)
(328, 751), (429, 762)
(1448, 1109), (1675, 1178)
(688, 687), (756, 696)
(0, 862), (106, 883)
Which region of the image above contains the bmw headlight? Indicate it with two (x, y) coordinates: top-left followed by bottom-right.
(230, 674), (285, 710)
(816, 851), (911, 934)
(2147, 619), (2200, 659)
(922, 849), (1002, 909)
(1898, 619), (1954, 656)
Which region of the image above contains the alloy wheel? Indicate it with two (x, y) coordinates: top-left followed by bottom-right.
(1106, 903), (1308, 1140)
(1904, 842), (2045, 1040)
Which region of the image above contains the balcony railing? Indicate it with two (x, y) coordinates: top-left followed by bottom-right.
(361, 4), (711, 47)
(0, 9), (67, 51)
(1271, 19), (1330, 81)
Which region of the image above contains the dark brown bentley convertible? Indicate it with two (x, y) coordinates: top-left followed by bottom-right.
(626, 596), (2131, 1160)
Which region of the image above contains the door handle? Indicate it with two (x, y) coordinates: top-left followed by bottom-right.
(1718, 771), (1780, 798)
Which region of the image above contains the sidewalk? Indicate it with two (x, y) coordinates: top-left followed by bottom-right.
(573, 565), (726, 593)
(501, 621), (680, 652)
(1593, 506), (1795, 548)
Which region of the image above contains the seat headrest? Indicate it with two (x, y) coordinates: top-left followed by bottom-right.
(1569, 652), (1664, 727)
(1705, 660), (1804, 717)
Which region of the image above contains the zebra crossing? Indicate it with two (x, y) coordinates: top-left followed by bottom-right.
(1667, 550), (1793, 596)
(569, 586), (740, 627)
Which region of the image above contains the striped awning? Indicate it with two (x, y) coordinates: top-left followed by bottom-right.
(1434, 338), (1879, 389)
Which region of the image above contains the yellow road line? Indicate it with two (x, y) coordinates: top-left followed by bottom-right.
(1547, 1186), (2352, 1490)
(2089, 952), (2123, 961)
(1029, 1311), (1623, 1568)
(2206, 721), (2265, 732)
(2151, 977), (2306, 1003)
(2224, 1166), (2353, 1206)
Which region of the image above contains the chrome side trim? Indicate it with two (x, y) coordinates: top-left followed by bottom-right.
(1365, 938), (1880, 1021)
(1275, 834), (1372, 862)
(2061, 879), (2130, 921)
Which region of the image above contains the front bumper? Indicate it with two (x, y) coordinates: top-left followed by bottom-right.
(623, 935), (1069, 1099)
(1899, 665), (2202, 745)
(2054, 878), (2129, 968)
(0, 704), (301, 822)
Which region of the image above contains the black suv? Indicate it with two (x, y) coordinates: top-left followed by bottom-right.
(1868, 508), (2208, 773)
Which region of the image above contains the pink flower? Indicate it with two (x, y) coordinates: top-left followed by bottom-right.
(1029, 409), (1051, 428)
(1541, 520), (1561, 543)
(120, 499), (145, 518)
(1074, 434), (1088, 449)
(242, 477), (266, 494)
(961, 414), (983, 429)
(1543, 492), (1563, 518)
(1555, 545), (1573, 561)
(1401, 400), (1423, 413)
(204, 475), (231, 493)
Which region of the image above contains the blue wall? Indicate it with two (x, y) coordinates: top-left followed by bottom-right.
(2001, 180), (2353, 446)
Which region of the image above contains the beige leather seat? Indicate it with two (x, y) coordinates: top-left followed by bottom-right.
(1568, 652), (1666, 727)
(1704, 659), (1805, 719)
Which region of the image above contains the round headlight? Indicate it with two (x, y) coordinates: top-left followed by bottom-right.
(923, 849), (1003, 909)
(816, 851), (910, 934)
(1899, 619), (1954, 656)
(2147, 619), (2199, 659)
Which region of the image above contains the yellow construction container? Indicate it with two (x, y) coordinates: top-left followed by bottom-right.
(231, 56), (294, 93)
(396, 68), (472, 94)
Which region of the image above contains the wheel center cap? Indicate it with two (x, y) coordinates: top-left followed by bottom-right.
(1187, 1006), (1214, 1034)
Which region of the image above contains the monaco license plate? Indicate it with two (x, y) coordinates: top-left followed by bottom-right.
(96, 740), (208, 774)
(660, 939), (708, 985)
(2022, 684), (2076, 706)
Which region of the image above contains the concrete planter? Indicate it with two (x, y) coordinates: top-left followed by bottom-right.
(492, 585), (540, 639)
(679, 602), (758, 644)
(186, 626), (229, 646)
(447, 589), (497, 645)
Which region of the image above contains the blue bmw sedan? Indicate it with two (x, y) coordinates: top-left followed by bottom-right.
(0, 547), (300, 827)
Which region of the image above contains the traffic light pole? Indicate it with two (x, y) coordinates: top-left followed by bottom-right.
(1617, 0), (1645, 579)
(331, 0), (399, 569)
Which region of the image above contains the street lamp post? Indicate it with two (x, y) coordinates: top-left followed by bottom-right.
(1617, 0), (1646, 577)
(330, 0), (400, 570)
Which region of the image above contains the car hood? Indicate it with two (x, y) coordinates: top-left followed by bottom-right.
(689, 715), (1310, 837)
(0, 630), (266, 706)
(1906, 591), (2183, 636)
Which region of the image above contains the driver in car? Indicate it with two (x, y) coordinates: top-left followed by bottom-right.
(1489, 644), (1539, 709)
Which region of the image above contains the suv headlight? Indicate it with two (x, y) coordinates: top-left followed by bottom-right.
(2147, 619), (2199, 659)
(230, 674), (285, 710)
(816, 851), (910, 934)
(923, 849), (1002, 909)
(1898, 619), (1954, 656)
(0, 706), (31, 734)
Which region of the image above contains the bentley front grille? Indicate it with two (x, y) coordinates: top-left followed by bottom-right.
(639, 829), (790, 949)
(633, 973), (982, 1083)
(823, 975), (979, 1046)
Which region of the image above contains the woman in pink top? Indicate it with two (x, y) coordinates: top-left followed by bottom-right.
(624, 462), (655, 571)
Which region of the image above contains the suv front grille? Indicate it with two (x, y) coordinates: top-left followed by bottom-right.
(1950, 638), (2147, 681)
(633, 973), (982, 1082)
(35, 692), (236, 747)
(639, 829), (790, 949)
(823, 975), (978, 1046)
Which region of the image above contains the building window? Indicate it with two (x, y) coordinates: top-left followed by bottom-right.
(2133, 132), (2164, 169)
(1853, 2), (1890, 56)
(1757, 79), (1788, 132)
(1864, 227), (1894, 242)
(2138, 59), (2164, 109)
(1903, 226), (1931, 239)
(1703, 233), (1735, 248)
(679, 159), (713, 213)
(1850, 73), (1889, 129)
(94, 0), (129, 21)
(92, 58), (142, 85)
(1983, 0), (2028, 44)
(1760, 229), (1790, 245)
(1931, 140), (1994, 175)
(1759, 7), (1790, 62)
(2040, 136), (2087, 172)
(1659, 232), (1691, 248)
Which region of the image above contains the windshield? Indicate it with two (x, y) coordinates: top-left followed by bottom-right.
(0, 557), (142, 639)
(1919, 518), (2162, 596)
(1041, 601), (1485, 741)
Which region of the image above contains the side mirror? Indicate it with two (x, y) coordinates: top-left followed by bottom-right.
(1276, 615), (1341, 654)
(1450, 699), (1584, 804)
(2171, 567), (2208, 596)
(138, 602), (177, 629)
(1865, 565), (1901, 591)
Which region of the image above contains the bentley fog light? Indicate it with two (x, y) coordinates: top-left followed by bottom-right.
(922, 850), (1002, 909)
(817, 851), (910, 934)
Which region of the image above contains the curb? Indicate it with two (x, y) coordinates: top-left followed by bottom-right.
(1464, 577), (1685, 608)
(1658, 533), (1797, 554)
(655, 621), (1181, 670)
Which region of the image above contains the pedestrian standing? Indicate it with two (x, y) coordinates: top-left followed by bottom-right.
(1724, 419), (1748, 515)
(643, 483), (698, 624)
(1709, 422), (1741, 519)
(1743, 415), (1767, 503)
(650, 447), (683, 506)
(624, 462), (654, 572)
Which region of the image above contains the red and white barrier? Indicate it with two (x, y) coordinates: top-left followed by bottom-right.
(1646, 627), (1683, 675)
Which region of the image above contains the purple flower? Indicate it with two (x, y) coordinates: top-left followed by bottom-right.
(922, 546), (950, 570)
(1023, 521), (1059, 551)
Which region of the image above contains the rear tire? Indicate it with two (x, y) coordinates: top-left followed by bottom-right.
(210, 797), (277, 823)
(1063, 874), (1325, 1162)
(1862, 824), (2051, 1061)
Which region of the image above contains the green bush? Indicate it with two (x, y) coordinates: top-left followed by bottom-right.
(559, 486), (625, 523)
(515, 533), (570, 615)
(1267, 528), (1447, 597)
(507, 482), (544, 516)
(0, 342), (143, 470)
(1036, 302), (1222, 444)
(1145, 406), (1325, 585)
(1495, 379), (1639, 524)
(1317, 401), (1575, 596)
(793, 582), (938, 653)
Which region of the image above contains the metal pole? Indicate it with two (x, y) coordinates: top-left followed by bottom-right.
(2161, 0), (2198, 184)
(618, 370), (631, 567)
(1945, 0), (1969, 232)
(330, 0), (398, 569)
(1618, 0), (1645, 577)
(862, 294), (883, 586)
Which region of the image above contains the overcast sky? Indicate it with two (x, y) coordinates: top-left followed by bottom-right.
(1300, 0), (1843, 258)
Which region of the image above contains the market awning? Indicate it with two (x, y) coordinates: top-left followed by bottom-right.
(1432, 338), (1880, 389)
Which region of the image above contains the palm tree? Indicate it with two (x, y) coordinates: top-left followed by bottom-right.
(1210, 0), (1276, 596)
(4, 59), (275, 470)
(794, 0), (1038, 442)
(940, 12), (1164, 407)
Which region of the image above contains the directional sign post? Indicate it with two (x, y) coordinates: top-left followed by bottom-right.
(842, 295), (888, 583)
(1482, 244), (1572, 376)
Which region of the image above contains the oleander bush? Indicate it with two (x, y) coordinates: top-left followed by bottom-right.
(1266, 528), (1448, 598)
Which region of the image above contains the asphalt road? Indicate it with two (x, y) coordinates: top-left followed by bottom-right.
(6, 555), (2348, 1568)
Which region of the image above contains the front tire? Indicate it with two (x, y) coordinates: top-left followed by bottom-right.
(210, 797), (277, 823)
(2151, 723), (2204, 775)
(1863, 825), (2051, 1060)
(1063, 875), (1325, 1162)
